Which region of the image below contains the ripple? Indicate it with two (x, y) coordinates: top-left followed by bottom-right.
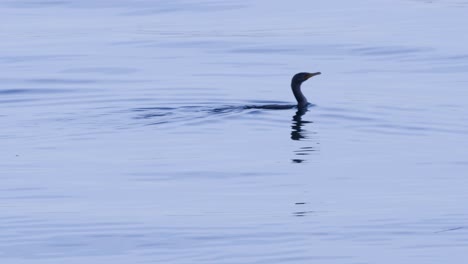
(318, 113), (378, 122)
(61, 67), (139, 75)
(0, 88), (74, 95)
(0, 55), (79, 64)
(130, 102), (302, 127)
(350, 46), (431, 57)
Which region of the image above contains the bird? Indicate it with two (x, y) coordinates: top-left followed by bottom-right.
(138, 72), (322, 121)
(244, 72), (321, 110)
(291, 72), (321, 108)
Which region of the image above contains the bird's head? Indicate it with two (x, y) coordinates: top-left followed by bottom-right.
(291, 72), (321, 86)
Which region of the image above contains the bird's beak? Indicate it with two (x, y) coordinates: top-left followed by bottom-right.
(305, 72), (321, 80)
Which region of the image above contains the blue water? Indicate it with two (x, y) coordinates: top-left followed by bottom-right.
(2, 0), (468, 263)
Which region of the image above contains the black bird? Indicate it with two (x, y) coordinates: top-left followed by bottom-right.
(245, 72), (321, 110)
(291, 72), (321, 108)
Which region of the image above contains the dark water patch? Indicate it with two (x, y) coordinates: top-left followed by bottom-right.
(209, 105), (244, 114)
(440, 54), (468, 61)
(375, 123), (429, 132)
(318, 104), (468, 136)
(0, 187), (45, 192)
(345, 47), (468, 74)
(0, 55), (80, 64)
(403, 53), (468, 63)
(319, 106), (356, 112)
(0, 98), (38, 104)
(243, 109), (264, 115)
(294, 147), (317, 154)
(1, 0), (68, 8)
(319, 113), (378, 122)
(112, 36), (231, 51)
(136, 112), (173, 119)
(350, 46), (431, 57)
(0, 216), (41, 223)
(373, 124), (468, 135)
(156, 40), (243, 49)
(194, 72), (282, 78)
(61, 67), (139, 75)
(25, 78), (98, 84)
(230, 47), (298, 54)
(131, 103), (302, 127)
(292, 211), (315, 217)
(450, 161), (468, 166)
(411, 65), (468, 73)
(132, 107), (177, 112)
(375, 105), (425, 112)
(1, 195), (72, 200)
(435, 227), (464, 233)
(0, 235), (141, 258)
(0, 221), (143, 231)
(358, 128), (429, 136)
(121, 1), (246, 16)
(7, 96), (161, 109)
(408, 0), (468, 7)
(205, 61), (287, 67)
(0, 88), (75, 95)
(110, 40), (156, 47)
(129, 170), (275, 182)
(246, 100), (292, 105)
(145, 121), (170, 126)
(227, 43), (432, 62)
(244, 104), (296, 110)
(1, 77), (149, 86)
(2, 0), (246, 11)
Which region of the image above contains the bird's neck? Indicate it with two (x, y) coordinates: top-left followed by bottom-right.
(291, 82), (308, 107)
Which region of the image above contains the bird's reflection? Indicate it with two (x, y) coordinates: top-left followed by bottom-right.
(291, 108), (310, 140)
(290, 108), (318, 163)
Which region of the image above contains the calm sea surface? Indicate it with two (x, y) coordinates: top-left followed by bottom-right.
(2, 0), (468, 263)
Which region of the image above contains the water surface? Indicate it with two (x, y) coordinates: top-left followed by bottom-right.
(2, 0), (468, 263)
